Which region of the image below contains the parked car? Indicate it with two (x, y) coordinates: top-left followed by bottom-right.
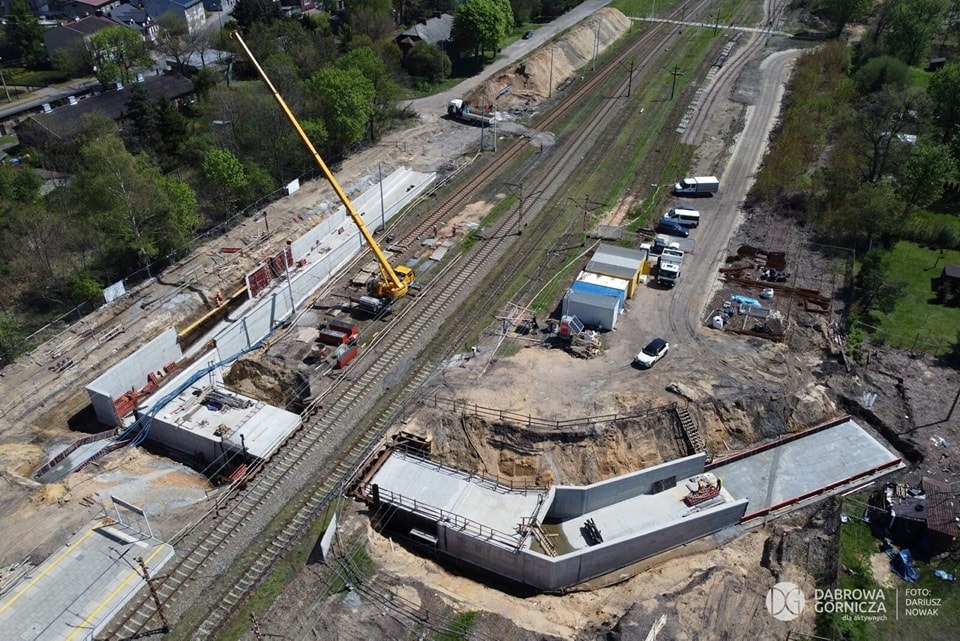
(635, 338), (670, 368)
(655, 218), (690, 237)
(523, 30), (534, 39)
(663, 207), (700, 227)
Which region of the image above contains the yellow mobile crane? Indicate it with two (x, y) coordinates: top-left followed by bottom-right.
(232, 32), (414, 301)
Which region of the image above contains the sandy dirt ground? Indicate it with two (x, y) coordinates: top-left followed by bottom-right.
(249, 13), (960, 641)
(0, 0), (637, 598)
(1, 4), (956, 640)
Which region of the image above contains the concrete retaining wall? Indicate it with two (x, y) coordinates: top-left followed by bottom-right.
(216, 168), (435, 358)
(438, 495), (747, 591)
(546, 454), (707, 520)
(86, 328), (182, 426)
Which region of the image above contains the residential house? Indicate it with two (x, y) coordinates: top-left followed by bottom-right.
(878, 477), (958, 555)
(42, 15), (115, 62)
(395, 13), (453, 57)
(15, 73), (195, 150)
(60, 0), (121, 19)
(140, 0), (205, 36)
(106, 4), (160, 44)
(932, 263), (960, 304)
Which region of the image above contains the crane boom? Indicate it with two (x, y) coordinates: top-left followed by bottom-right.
(232, 32), (412, 300)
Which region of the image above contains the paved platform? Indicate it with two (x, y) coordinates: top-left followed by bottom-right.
(0, 520), (173, 641)
(551, 473), (735, 552)
(369, 450), (548, 545)
(712, 417), (903, 520)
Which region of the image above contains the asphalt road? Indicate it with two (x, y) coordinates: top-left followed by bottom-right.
(608, 46), (802, 389)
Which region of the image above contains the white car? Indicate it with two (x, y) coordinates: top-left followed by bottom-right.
(635, 338), (669, 368)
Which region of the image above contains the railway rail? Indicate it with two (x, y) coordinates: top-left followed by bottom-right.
(100, 3), (769, 638)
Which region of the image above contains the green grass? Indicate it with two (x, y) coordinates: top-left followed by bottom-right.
(870, 241), (960, 354)
(434, 611), (479, 641)
(7, 68), (70, 87)
(825, 512), (960, 641)
(908, 65), (933, 91)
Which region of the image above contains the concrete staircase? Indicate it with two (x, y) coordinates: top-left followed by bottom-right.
(675, 406), (708, 460)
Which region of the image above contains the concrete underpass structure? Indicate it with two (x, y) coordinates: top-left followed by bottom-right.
(358, 416), (904, 592)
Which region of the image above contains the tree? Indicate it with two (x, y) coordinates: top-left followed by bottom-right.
(88, 26), (153, 85)
(346, 0), (396, 42)
(928, 64), (960, 143)
(853, 55), (910, 95)
(122, 85), (161, 156)
(0, 311), (21, 365)
(203, 147), (249, 218)
(155, 12), (195, 76)
(854, 250), (907, 318)
(815, 178), (900, 245)
(73, 134), (200, 273)
(232, 0), (282, 33)
(853, 87), (923, 183)
(882, 0), (950, 66)
(5, 0), (45, 69)
(208, 82), (304, 183)
(817, 0), (873, 36)
(405, 40), (452, 82)
(897, 141), (958, 218)
(510, 0), (541, 26)
(306, 66), (376, 153)
(453, 0), (512, 59)
(336, 46), (400, 140)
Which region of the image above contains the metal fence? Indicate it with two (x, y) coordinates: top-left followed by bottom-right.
(425, 394), (677, 431)
(855, 321), (952, 356)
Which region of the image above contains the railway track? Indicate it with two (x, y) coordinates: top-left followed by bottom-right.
(667, 0), (788, 345)
(100, 3), (758, 638)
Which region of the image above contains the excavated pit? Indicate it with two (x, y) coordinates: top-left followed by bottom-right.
(405, 393), (803, 486)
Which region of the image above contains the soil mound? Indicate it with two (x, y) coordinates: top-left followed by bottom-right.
(464, 8), (632, 110)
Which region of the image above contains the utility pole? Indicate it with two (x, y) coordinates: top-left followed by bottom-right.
(548, 46), (554, 98)
(0, 57), (9, 102)
(670, 65), (683, 100)
(506, 181), (541, 234)
(137, 556), (170, 633)
(378, 161), (385, 234)
(593, 19), (601, 72)
(714, 9), (721, 35)
(627, 59), (635, 97)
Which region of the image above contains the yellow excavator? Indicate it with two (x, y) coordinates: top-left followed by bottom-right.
(232, 32), (414, 301)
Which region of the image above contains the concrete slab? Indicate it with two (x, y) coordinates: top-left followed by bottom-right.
(713, 418), (902, 519)
(0, 520), (173, 641)
(553, 476), (736, 551)
(369, 450), (547, 543)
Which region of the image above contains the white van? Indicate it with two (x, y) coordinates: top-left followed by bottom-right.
(664, 207), (700, 227)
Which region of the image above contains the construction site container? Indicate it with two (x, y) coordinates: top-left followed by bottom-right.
(562, 288), (621, 330)
(318, 328), (350, 346)
(570, 279), (626, 309)
(585, 244), (647, 297)
(334, 345), (359, 369)
(576, 272), (630, 306)
(327, 319), (358, 340)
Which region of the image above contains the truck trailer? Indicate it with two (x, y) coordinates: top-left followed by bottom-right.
(447, 99), (495, 126)
(673, 176), (719, 195)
